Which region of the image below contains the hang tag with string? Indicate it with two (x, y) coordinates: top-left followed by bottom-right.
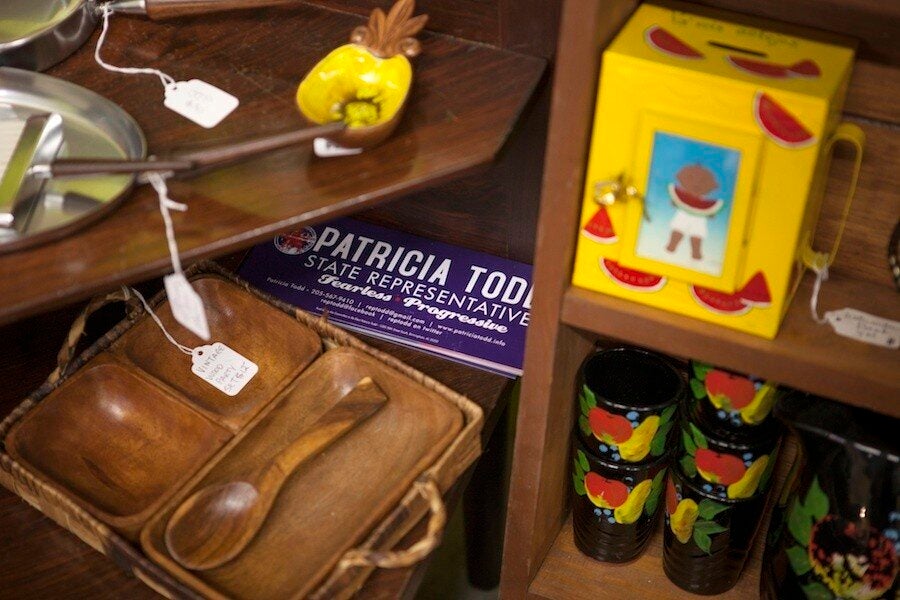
(94, 6), (238, 128)
(146, 172), (210, 341)
(806, 254), (899, 350)
(129, 286), (258, 395)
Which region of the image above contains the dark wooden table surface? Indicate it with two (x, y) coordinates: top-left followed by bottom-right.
(0, 2), (544, 325)
(0, 294), (512, 599)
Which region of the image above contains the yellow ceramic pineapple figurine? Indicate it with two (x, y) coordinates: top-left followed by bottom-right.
(296, 0), (427, 148)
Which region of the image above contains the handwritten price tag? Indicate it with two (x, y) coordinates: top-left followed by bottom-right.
(164, 79), (239, 129)
(825, 308), (900, 349)
(191, 342), (258, 396)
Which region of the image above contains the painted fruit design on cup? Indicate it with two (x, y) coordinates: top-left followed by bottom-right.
(578, 384), (676, 462)
(573, 449), (667, 526)
(690, 361), (778, 426)
(666, 476), (730, 553)
(783, 477), (899, 600)
(680, 422), (776, 499)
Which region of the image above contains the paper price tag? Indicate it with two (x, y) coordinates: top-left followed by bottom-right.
(825, 308), (900, 349)
(191, 342), (258, 396)
(165, 273), (210, 341)
(314, 137), (363, 158)
(164, 79), (239, 129)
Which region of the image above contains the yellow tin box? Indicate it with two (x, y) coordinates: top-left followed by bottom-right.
(571, 2), (862, 339)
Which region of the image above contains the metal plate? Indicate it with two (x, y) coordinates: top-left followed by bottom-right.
(0, 0), (97, 72)
(0, 67), (145, 253)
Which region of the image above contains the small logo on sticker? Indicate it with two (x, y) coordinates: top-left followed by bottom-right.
(274, 227), (317, 255)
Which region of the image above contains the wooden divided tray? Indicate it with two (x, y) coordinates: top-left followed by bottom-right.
(5, 354), (231, 540)
(111, 275), (322, 432)
(0, 263), (483, 599)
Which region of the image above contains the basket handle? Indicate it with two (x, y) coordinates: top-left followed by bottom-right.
(337, 477), (447, 569)
(48, 288), (139, 385)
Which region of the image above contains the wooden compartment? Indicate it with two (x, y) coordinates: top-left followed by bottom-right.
(5, 354), (230, 539)
(112, 274), (321, 431)
(142, 346), (464, 599)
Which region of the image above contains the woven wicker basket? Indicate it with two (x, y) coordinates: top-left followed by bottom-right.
(0, 261), (483, 599)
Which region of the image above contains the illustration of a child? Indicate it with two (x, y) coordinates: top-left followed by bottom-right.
(665, 164), (724, 261)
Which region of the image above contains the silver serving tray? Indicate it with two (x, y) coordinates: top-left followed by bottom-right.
(0, 67), (145, 253)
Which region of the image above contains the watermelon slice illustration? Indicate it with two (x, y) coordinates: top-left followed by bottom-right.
(600, 259), (666, 293)
(691, 271), (771, 315)
(753, 92), (816, 148)
(645, 25), (704, 59)
(788, 59), (821, 78)
(727, 56), (821, 79)
(582, 206), (617, 244)
(668, 184), (723, 217)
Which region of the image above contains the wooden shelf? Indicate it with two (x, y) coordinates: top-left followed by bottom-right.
(562, 272), (900, 417)
(0, 3), (544, 326)
(528, 516), (763, 600)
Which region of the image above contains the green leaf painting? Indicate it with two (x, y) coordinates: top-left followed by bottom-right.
(693, 530), (712, 554)
(582, 385), (597, 409)
(692, 361), (712, 381)
(800, 582), (832, 600)
(681, 455), (697, 478)
(659, 404), (677, 425)
(690, 377), (707, 400)
(682, 429), (697, 455)
(573, 473), (586, 496)
(804, 478), (828, 521)
(785, 544), (812, 576)
(579, 392), (592, 416)
(577, 449), (590, 473)
(573, 458), (583, 478)
(788, 497), (812, 546)
(650, 421), (672, 457)
(644, 469), (667, 516)
(693, 520), (728, 536)
(578, 414), (592, 437)
(697, 498), (729, 520)
(692, 520), (727, 555)
(689, 423), (708, 449)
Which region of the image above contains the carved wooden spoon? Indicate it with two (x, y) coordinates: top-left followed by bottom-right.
(164, 377), (387, 571)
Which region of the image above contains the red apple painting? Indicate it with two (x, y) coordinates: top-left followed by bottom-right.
(573, 449), (667, 526)
(680, 422), (775, 499)
(578, 385), (676, 462)
(690, 361), (778, 426)
(695, 448), (747, 486)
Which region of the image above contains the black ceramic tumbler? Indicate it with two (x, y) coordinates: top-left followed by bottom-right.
(576, 347), (684, 465)
(663, 466), (768, 594)
(572, 436), (669, 563)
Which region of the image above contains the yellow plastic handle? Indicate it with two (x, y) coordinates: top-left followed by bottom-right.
(801, 122), (866, 271)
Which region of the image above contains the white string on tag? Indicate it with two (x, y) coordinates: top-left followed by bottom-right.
(146, 172), (211, 340)
(146, 172), (187, 275)
(808, 263), (829, 325)
(94, 6), (238, 128)
(128, 286), (193, 355)
(94, 5), (176, 90)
